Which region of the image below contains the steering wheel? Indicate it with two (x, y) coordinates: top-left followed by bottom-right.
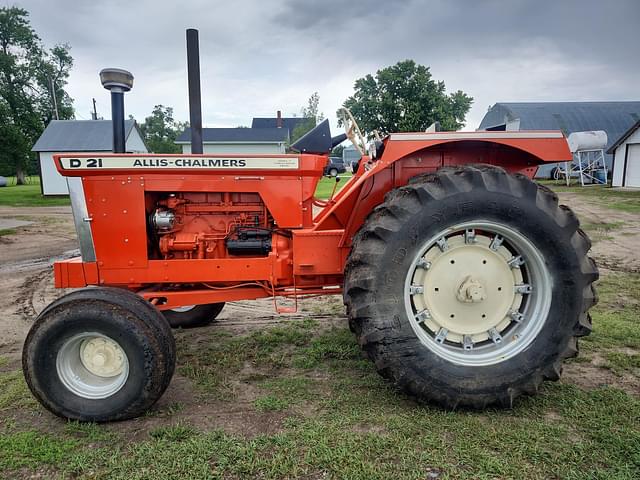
(338, 108), (367, 156)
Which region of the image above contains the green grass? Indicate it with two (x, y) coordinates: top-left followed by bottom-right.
(254, 395), (290, 412)
(0, 183), (70, 207)
(547, 183), (640, 214)
(314, 173), (352, 199)
(2, 382), (638, 479)
(579, 221), (627, 243)
(582, 272), (640, 350)
(603, 353), (640, 376)
(0, 176), (40, 186)
(579, 221), (625, 233)
(0, 228), (17, 236)
(149, 423), (197, 442)
(1, 276), (639, 478)
(0, 370), (38, 411)
(175, 320), (316, 399)
(293, 327), (360, 369)
(254, 377), (317, 413)
(0, 431), (80, 471)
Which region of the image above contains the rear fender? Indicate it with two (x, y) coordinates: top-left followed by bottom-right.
(313, 132), (571, 249)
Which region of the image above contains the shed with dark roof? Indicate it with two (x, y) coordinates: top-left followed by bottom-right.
(175, 127), (289, 154)
(32, 120), (147, 195)
(251, 116), (305, 136)
(479, 102), (640, 177)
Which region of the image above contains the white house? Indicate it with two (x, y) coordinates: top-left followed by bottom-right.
(609, 120), (640, 188)
(32, 120), (147, 195)
(175, 127), (289, 154)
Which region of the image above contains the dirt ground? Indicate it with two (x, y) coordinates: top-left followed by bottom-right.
(0, 192), (638, 435)
(560, 192), (640, 273)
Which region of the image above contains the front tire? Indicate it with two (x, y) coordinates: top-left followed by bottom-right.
(344, 165), (597, 408)
(23, 288), (176, 421)
(162, 302), (225, 328)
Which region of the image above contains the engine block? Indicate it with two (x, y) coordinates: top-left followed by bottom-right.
(150, 192), (273, 260)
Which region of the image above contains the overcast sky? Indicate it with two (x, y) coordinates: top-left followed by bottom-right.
(9, 0), (640, 132)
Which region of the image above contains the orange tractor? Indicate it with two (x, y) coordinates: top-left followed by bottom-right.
(23, 31), (597, 421)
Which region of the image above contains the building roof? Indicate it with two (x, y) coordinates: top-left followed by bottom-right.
(251, 117), (305, 133)
(175, 127), (289, 144)
(607, 119), (640, 154)
(479, 102), (640, 153)
(32, 120), (138, 152)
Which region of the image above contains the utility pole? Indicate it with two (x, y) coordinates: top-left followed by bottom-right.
(49, 77), (59, 120)
(92, 98), (98, 120)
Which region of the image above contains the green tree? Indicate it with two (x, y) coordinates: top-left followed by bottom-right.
(138, 105), (187, 153)
(340, 60), (472, 137)
(291, 92), (324, 143)
(35, 44), (74, 124)
(0, 7), (74, 183)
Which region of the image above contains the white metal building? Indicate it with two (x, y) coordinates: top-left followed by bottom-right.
(32, 120), (147, 195)
(609, 120), (640, 188)
(175, 128), (288, 154)
(479, 102), (640, 178)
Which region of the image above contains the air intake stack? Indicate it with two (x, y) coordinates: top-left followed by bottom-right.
(99, 68), (134, 153)
(186, 28), (204, 154)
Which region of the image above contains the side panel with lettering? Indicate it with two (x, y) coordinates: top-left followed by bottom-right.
(59, 156), (300, 170)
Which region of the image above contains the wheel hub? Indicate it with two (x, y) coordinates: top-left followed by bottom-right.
(405, 221), (551, 366)
(80, 337), (126, 377)
(456, 276), (486, 303)
(56, 332), (130, 399)
(411, 233), (523, 343)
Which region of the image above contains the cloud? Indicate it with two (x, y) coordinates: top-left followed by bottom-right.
(10, 0), (639, 131)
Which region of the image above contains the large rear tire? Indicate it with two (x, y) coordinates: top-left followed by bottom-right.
(344, 165), (597, 408)
(23, 288), (176, 421)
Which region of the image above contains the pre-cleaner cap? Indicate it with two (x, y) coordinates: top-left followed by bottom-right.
(99, 68), (134, 91)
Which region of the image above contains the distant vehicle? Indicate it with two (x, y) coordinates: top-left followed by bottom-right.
(324, 156), (346, 176)
(342, 144), (362, 171)
(0, 176), (7, 187)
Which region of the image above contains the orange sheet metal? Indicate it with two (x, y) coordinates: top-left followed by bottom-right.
(51, 133), (571, 305)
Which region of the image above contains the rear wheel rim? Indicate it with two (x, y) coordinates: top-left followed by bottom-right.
(404, 220), (551, 366)
(56, 332), (129, 399)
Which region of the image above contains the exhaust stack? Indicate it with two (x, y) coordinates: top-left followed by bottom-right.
(186, 29), (203, 154)
(99, 68), (134, 153)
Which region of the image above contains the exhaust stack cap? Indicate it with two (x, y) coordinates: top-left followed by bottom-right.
(100, 68), (134, 92)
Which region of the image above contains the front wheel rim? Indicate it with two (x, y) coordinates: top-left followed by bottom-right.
(404, 221), (552, 366)
(170, 305), (196, 313)
(56, 332), (129, 399)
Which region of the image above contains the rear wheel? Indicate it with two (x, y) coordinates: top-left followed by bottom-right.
(344, 165), (597, 408)
(329, 168), (339, 177)
(162, 302), (225, 328)
(23, 288), (176, 421)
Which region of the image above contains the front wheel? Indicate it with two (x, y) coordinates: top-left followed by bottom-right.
(162, 302), (225, 328)
(23, 288), (176, 421)
(344, 165), (598, 408)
